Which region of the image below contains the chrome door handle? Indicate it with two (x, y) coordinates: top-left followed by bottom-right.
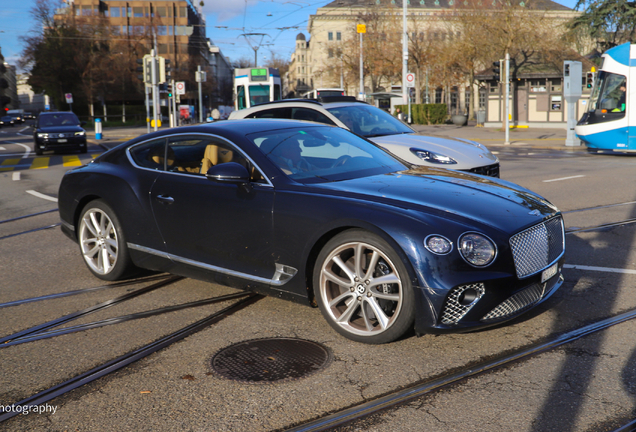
(155, 194), (174, 204)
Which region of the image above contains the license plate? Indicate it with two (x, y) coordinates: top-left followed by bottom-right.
(58, 139), (67, 143)
(541, 263), (558, 283)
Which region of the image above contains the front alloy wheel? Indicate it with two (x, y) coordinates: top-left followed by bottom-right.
(315, 230), (414, 344)
(78, 200), (134, 280)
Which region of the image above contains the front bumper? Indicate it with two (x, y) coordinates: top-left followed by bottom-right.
(35, 136), (87, 152)
(413, 257), (564, 335)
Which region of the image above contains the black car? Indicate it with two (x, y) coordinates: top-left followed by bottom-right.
(0, 115), (15, 127)
(58, 120), (565, 344)
(33, 111), (87, 155)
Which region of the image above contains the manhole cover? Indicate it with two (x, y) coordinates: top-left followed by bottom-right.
(211, 337), (333, 384)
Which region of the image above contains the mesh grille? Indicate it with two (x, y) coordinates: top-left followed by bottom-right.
(482, 283), (543, 321)
(510, 216), (564, 279)
(440, 283), (485, 325)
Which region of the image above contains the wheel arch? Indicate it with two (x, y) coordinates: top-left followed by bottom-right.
(303, 221), (420, 306)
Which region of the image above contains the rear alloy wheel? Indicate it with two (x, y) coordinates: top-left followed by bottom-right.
(314, 230), (415, 344)
(78, 200), (134, 281)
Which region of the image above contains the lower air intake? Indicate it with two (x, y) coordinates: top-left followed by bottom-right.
(482, 283), (544, 321)
(441, 283), (485, 325)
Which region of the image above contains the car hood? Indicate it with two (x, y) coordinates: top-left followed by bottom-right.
(37, 125), (84, 133)
(369, 133), (498, 169)
(310, 167), (558, 233)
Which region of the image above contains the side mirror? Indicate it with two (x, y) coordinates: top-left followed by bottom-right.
(206, 162), (250, 185)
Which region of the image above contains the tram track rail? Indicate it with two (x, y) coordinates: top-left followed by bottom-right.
(282, 306), (636, 432)
(0, 292), (263, 423)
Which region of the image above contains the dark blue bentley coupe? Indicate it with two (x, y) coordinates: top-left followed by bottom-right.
(58, 119), (565, 344)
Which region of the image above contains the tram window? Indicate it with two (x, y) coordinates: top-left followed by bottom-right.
(237, 86), (246, 110)
(274, 84), (281, 101)
(589, 72), (626, 113)
(249, 85), (271, 106)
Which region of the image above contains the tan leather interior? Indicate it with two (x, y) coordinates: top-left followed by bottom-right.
(200, 144), (234, 174)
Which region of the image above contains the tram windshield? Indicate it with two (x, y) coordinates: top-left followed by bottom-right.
(588, 71), (626, 114)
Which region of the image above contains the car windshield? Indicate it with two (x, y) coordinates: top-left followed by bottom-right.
(327, 105), (414, 138)
(40, 113), (80, 127)
(247, 125), (406, 183)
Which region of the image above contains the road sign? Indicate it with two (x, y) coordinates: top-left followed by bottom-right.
(357, 24), (366, 34)
(405, 73), (415, 87)
(176, 81), (186, 95)
(65, 93), (73, 104)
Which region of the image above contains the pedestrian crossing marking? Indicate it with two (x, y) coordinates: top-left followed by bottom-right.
(62, 155), (82, 167)
(31, 157), (50, 170)
(0, 158), (21, 172)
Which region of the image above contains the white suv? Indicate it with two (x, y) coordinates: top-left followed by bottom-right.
(229, 97), (499, 177)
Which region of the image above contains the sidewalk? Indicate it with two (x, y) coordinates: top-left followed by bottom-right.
(410, 122), (583, 150)
(88, 121), (586, 151)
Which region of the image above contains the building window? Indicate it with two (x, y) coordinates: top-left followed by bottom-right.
(337, 32), (341, 41)
(328, 32), (333, 41)
(81, 5), (92, 16)
(157, 26), (167, 36)
(179, 7), (187, 17)
(156, 6), (167, 17)
(158, 44), (168, 54)
(133, 7), (144, 17)
(110, 6), (120, 17)
(550, 79), (562, 92)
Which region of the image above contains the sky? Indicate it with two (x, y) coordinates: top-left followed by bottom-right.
(0, 0), (579, 73)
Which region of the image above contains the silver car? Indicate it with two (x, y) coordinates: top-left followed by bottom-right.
(228, 98), (500, 177)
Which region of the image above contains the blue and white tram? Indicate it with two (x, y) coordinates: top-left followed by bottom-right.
(233, 67), (281, 110)
(576, 43), (632, 151)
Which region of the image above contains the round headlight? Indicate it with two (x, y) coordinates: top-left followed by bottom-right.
(459, 233), (496, 267)
(424, 235), (452, 255)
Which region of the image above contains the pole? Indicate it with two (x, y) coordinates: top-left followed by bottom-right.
(145, 85), (150, 134)
(151, 49), (158, 132)
(359, 33), (364, 100)
(198, 65), (203, 123)
(504, 52), (510, 145)
(172, 79), (178, 127)
(402, 0), (408, 106)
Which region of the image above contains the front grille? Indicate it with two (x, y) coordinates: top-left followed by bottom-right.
(509, 216), (564, 279)
(482, 283), (544, 321)
(465, 163), (500, 178)
(440, 283), (485, 325)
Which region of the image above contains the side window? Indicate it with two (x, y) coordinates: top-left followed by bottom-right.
(291, 108), (336, 125)
(129, 138), (167, 170)
(167, 136), (211, 175)
(250, 107), (291, 119)
(168, 135), (267, 183)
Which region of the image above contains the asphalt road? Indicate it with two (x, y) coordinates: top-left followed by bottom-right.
(2, 122), (636, 431)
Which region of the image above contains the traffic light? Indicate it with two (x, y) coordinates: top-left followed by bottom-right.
(586, 72), (595, 89)
(159, 58), (171, 84)
(167, 83), (173, 98)
(509, 58), (517, 80)
(493, 61), (501, 82)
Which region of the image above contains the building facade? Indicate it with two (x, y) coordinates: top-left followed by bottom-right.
(292, 0), (584, 124)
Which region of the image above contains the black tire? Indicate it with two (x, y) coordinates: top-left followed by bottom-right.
(34, 145), (43, 156)
(314, 229), (415, 344)
(77, 199), (136, 281)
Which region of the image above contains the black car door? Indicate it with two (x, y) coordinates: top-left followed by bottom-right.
(149, 134), (276, 286)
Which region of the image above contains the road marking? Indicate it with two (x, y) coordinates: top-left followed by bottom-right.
(26, 190), (58, 202)
(0, 158), (20, 172)
(31, 157), (49, 170)
(564, 264), (636, 275)
(12, 172), (20, 181)
(543, 175), (585, 183)
(62, 155), (82, 167)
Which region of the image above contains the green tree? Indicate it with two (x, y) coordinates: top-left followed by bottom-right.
(570, 0), (636, 49)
